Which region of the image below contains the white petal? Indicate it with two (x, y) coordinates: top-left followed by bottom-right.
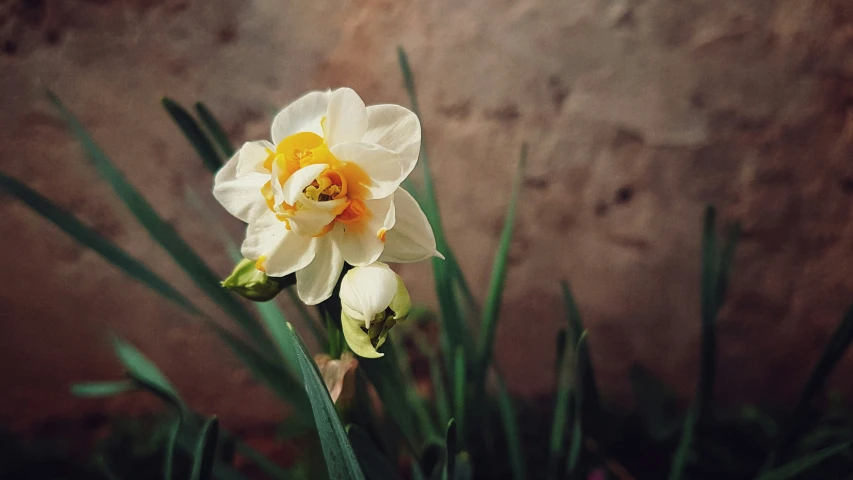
(379, 188), (443, 263)
(296, 238), (344, 305)
(287, 207), (337, 237)
(263, 232), (317, 277)
(276, 163), (328, 206)
(330, 142), (403, 200)
(213, 152), (269, 223)
(336, 196), (394, 266)
(363, 104), (421, 180)
(240, 210), (285, 259)
(271, 91), (330, 144)
(339, 262), (398, 322)
(324, 88), (368, 146)
(237, 140), (275, 176)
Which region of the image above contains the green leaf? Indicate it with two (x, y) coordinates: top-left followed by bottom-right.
(560, 281), (600, 431)
(476, 143), (527, 381)
(287, 323), (366, 480)
(567, 331), (589, 476)
(70, 380), (136, 398)
(766, 298), (853, 467)
(48, 91), (277, 359)
(112, 336), (183, 407)
(756, 443), (850, 480)
(195, 102), (236, 158)
(0, 174), (202, 316)
(412, 331), (450, 427)
(445, 419), (458, 480)
(360, 339), (421, 453)
(287, 288), (328, 350)
(161, 97), (223, 173)
(164, 411), (182, 480)
(190, 416), (220, 480)
(347, 425), (398, 480)
(548, 329), (572, 478)
(698, 205), (718, 416)
(668, 402), (698, 480)
(495, 375), (526, 480)
(453, 348), (467, 443)
(209, 323), (310, 416)
(396, 46), (472, 364)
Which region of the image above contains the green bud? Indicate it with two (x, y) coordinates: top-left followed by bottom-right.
(221, 258), (292, 302)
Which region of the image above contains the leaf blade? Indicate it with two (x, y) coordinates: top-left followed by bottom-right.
(162, 97), (224, 173)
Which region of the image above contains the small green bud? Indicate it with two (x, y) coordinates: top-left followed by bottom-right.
(221, 258), (292, 302)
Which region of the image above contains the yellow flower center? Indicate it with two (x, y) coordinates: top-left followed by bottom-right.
(261, 131), (372, 235)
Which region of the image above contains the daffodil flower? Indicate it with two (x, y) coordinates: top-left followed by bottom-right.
(213, 88), (442, 304)
(339, 262), (411, 358)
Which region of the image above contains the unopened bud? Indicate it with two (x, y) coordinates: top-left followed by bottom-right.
(222, 258), (292, 302)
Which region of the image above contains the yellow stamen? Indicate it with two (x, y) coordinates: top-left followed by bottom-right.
(255, 255), (267, 272)
(377, 228), (387, 243)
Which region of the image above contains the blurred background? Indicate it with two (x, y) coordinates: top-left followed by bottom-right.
(2, 0), (853, 447)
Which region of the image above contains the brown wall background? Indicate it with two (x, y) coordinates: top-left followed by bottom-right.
(3, 0), (853, 430)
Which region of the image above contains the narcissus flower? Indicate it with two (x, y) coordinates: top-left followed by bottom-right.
(214, 88), (441, 304)
(339, 262), (411, 358)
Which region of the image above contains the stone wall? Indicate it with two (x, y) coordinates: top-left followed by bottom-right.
(2, 0), (853, 428)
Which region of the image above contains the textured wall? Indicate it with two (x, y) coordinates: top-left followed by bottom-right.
(3, 0), (853, 429)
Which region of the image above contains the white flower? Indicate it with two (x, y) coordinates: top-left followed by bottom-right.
(339, 262), (411, 358)
(213, 88), (442, 304)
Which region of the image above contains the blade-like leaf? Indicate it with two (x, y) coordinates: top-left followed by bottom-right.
(209, 322), (310, 415)
(698, 205), (718, 416)
(164, 411), (182, 480)
(757, 442), (850, 480)
(567, 331), (589, 475)
(629, 365), (680, 441)
(287, 323), (366, 480)
(360, 339), (420, 453)
(162, 97), (223, 173)
(396, 46), (472, 364)
(190, 416), (220, 480)
(48, 91), (277, 358)
(477, 143), (527, 380)
(195, 102), (236, 158)
(548, 329), (572, 478)
(71, 380), (136, 398)
(560, 281), (600, 430)
(668, 402), (698, 480)
(766, 298), (853, 467)
(0, 174), (202, 316)
(445, 419), (458, 480)
(347, 425), (398, 480)
(112, 336), (183, 406)
(495, 375), (526, 480)
(453, 348), (467, 443)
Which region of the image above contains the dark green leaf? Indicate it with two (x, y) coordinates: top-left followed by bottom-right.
(668, 403), (698, 480)
(560, 281), (600, 432)
(112, 336), (183, 407)
(287, 323), (366, 480)
(495, 375), (526, 480)
(476, 143), (527, 382)
(698, 205), (718, 415)
(445, 419), (458, 480)
(190, 416), (220, 480)
(48, 91), (277, 359)
(347, 425), (398, 480)
(0, 174), (202, 316)
(567, 331), (588, 475)
(161, 97), (223, 173)
(195, 102), (236, 158)
(757, 443), (850, 480)
(453, 348), (467, 442)
(548, 329), (572, 478)
(71, 380), (135, 398)
(163, 412), (182, 480)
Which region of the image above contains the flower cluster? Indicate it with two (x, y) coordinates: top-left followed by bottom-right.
(215, 88), (442, 357)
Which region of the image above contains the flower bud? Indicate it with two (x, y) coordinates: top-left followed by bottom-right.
(339, 262), (412, 358)
(221, 258), (292, 302)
